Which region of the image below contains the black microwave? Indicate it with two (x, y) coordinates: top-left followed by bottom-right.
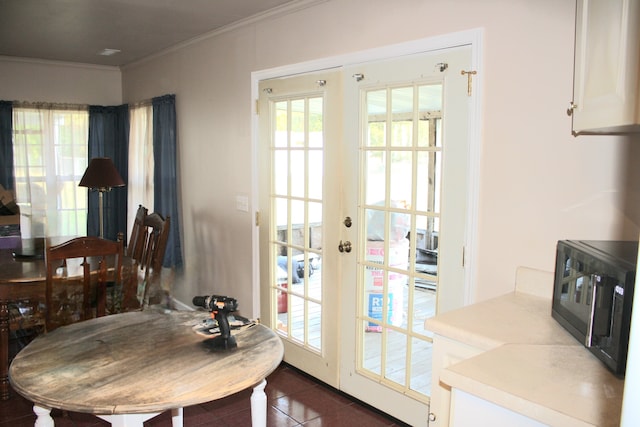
(552, 240), (637, 377)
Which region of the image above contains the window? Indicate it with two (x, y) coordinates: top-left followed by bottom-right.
(12, 106), (89, 238)
(127, 104), (154, 237)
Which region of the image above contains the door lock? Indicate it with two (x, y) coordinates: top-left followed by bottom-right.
(343, 216), (352, 228)
(338, 240), (352, 253)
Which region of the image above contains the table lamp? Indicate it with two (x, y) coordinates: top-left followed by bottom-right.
(79, 157), (125, 238)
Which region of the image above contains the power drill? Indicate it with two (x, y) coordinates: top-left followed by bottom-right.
(192, 295), (239, 350)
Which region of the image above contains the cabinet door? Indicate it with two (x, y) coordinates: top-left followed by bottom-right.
(449, 390), (548, 427)
(429, 335), (484, 427)
(570, 0), (640, 135)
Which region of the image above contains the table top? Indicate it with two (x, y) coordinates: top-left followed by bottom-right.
(0, 247), (46, 285)
(9, 310), (284, 414)
(0, 237), (83, 285)
(0, 239), (134, 288)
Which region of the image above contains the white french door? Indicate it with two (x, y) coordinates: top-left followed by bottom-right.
(257, 44), (473, 427)
(339, 46), (472, 426)
(258, 70), (343, 386)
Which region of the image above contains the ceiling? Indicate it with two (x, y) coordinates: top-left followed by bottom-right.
(0, 0), (297, 67)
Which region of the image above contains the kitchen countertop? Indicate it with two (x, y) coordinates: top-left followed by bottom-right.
(424, 291), (580, 350)
(425, 281), (624, 427)
(441, 343), (624, 427)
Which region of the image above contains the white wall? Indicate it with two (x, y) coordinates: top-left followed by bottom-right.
(120, 0), (640, 313)
(0, 56), (122, 105)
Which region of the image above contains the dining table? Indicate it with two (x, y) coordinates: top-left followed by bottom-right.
(9, 309), (284, 427)
(0, 237), (137, 400)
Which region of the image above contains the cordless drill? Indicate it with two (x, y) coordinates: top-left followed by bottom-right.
(192, 294), (239, 350)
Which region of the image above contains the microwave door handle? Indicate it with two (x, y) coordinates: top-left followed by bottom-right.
(586, 274), (598, 347)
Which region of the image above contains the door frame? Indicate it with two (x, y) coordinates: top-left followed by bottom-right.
(251, 28), (483, 321)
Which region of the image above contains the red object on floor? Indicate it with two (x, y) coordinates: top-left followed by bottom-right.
(277, 283), (288, 313)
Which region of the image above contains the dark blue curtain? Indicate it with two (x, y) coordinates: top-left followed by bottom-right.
(152, 94), (182, 269)
(87, 105), (129, 241)
(0, 101), (14, 191)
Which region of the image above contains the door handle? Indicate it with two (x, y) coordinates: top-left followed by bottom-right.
(338, 240), (352, 253)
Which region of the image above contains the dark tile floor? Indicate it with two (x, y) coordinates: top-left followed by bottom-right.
(1, 363), (409, 426)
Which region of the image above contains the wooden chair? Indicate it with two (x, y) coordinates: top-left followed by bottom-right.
(126, 204), (148, 263)
(45, 237), (123, 332)
(135, 212), (170, 307)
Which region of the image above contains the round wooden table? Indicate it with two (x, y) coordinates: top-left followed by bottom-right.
(9, 310), (284, 427)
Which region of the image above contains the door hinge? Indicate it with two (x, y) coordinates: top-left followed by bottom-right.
(462, 246), (466, 267)
(255, 211), (261, 227)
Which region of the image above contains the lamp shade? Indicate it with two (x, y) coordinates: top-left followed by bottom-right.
(79, 157), (125, 190)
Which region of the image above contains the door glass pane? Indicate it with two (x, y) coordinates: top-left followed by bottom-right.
(364, 151), (385, 206)
(291, 294), (305, 342)
(308, 301), (322, 350)
(308, 254), (322, 300)
(308, 151), (323, 200)
(385, 330), (407, 386)
(416, 151), (441, 212)
(389, 151), (412, 208)
(362, 319), (382, 375)
(275, 198), (288, 244)
(309, 97), (324, 148)
(410, 337), (432, 395)
(368, 121), (386, 147)
(275, 102), (288, 147)
(290, 151), (305, 198)
(271, 94), (325, 355)
(291, 199), (305, 248)
(359, 82), (443, 400)
(367, 90), (387, 149)
(274, 151), (288, 196)
(291, 99), (305, 147)
(391, 87), (413, 147)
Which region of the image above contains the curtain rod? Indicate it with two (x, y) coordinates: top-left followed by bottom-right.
(9, 94), (168, 110)
(12, 101), (88, 111)
(129, 98), (153, 108)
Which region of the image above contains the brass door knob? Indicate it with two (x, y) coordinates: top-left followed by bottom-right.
(338, 240), (352, 253)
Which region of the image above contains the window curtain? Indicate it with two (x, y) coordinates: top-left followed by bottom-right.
(87, 105), (129, 241)
(152, 95), (182, 269)
(127, 104), (154, 237)
(12, 105), (88, 238)
(0, 101), (13, 191)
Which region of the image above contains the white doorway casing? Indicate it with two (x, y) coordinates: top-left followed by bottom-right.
(250, 28), (483, 425)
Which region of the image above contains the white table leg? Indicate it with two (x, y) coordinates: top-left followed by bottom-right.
(98, 411), (177, 427)
(33, 405), (54, 427)
(171, 407), (183, 427)
(97, 413), (146, 426)
(250, 379), (267, 427)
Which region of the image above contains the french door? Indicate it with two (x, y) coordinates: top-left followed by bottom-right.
(258, 70), (343, 386)
(339, 46), (471, 426)
(258, 45), (472, 426)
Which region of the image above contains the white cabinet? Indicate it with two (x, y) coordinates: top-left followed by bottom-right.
(449, 389), (547, 427)
(428, 335), (483, 427)
(569, 0), (640, 135)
